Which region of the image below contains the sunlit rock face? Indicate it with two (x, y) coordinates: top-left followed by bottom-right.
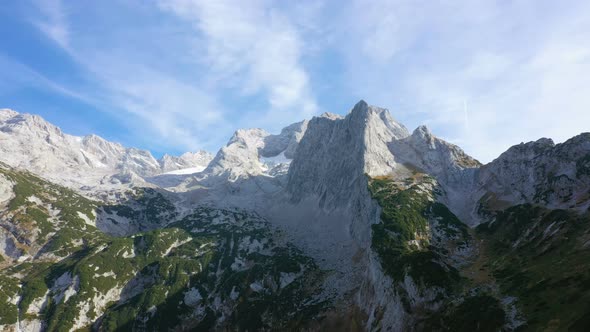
(1, 102), (589, 331)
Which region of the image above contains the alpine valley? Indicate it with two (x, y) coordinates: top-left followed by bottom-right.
(0, 101), (589, 332)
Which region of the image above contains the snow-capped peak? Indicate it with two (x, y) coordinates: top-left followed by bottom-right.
(202, 121), (308, 180)
(0, 109), (207, 192)
(159, 150), (214, 173)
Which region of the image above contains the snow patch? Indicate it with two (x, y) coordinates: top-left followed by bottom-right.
(260, 151), (290, 165)
(163, 166), (207, 175)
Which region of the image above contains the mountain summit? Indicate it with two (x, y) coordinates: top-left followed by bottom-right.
(0, 109), (212, 192)
(0, 102), (589, 331)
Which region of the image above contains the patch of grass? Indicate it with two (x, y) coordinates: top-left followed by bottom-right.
(428, 203), (470, 240)
(476, 204), (590, 331)
(0, 275), (20, 325)
(0, 167), (329, 332)
(368, 176), (467, 291)
(426, 294), (506, 332)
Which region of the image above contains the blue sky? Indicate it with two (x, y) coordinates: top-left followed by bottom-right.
(1, 0), (589, 162)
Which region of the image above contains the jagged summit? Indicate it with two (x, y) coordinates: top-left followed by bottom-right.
(474, 131), (590, 218)
(319, 112), (342, 120)
(1, 102), (590, 331)
(202, 120), (308, 180)
(159, 150), (213, 173)
(355, 99), (369, 107)
(413, 124), (432, 137)
(287, 101), (410, 209)
(349, 99), (369, 115)
(286, 100), (478, 207)
(0, 108), (19, 120)
(0, 109), (212, 191)
(494, 137), (556, 161)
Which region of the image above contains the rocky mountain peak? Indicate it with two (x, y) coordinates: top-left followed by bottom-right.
(413, 124), (432, 138)
(319, 112), (342, 120)
(1, 111), (64, 139)
(260, 120), (308, 159)
(349, 99), (369, 117)
(0, 108), (19, 121)
(229, 128), (269, 147)
(287, 101), (410, 209)
(494, 137), (556, 162)
(158, 150), (213, 173)
(474, 132), (590, 217)
(201, 119), (311, 180)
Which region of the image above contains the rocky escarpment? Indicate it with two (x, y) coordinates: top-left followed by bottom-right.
(2, 101), (590, 331)
(159, 151), (213, 173)
(388, 125), (482, 225)
(471, 133), (590, 224)
(0, 163), (329, 332)
(287, 100), (481, 219)
(287, 100), (409, 210)
(0, 109), (212, 192)
(389, 125), (481, 186)
(284, 101), (486, 330)
(202, 120), (308, 181)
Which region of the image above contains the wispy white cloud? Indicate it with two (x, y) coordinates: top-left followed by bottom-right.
(98, 61), (229, 149)
(0, 53), (93, 104)
(20, 0), (590, 161)
(32, 0), (70, 49)
(332, 0), (590, 162)
(26, 0), (231, 152)
(157, 0), (318, 120)
(27, 0), (319, 152)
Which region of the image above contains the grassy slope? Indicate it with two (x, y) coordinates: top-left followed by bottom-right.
(370, 174), (590, 331)
(368, 175), (507, 331)
(368, 176), (468, 293)
(476, 204), (590, 331)
(0, 166), (328, 331)
(0, 166), (104, 326)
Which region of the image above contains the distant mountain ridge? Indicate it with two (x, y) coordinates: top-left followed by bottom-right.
(0, 109), (213, 191)
(1, 102), (589, 331)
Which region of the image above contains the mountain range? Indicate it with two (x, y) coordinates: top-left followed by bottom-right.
(0, 101), (589, 331)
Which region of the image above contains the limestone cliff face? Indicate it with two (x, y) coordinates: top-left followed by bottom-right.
(261, 120), (309, 159)
(285, 101), (478, 331)
(287, 100), (409, 209)
(0, 110), (162, 178)
(389, 125), (480, 182)
(0, 109), (209, 193)
(472, 133), (590, 221)
(3, 102), (590, 331)
(159, 151), (213, 173)
(202, 120), (308, 180)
